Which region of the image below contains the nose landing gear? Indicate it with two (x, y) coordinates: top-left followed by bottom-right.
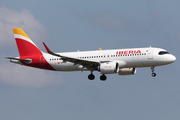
(152, 72), (156, 77)
(151, 66), (156, 77)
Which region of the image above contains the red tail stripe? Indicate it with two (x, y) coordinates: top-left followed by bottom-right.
(15, 38), (42, 57)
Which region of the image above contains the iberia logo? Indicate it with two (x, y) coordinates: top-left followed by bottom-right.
(104, 66), (111, 68)
(116, 50), (141, 55)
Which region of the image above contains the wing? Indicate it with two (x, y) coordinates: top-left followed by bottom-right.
(42, 42), (100, 69)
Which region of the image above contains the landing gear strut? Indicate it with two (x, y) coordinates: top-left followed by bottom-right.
(88, 69), (107, 81)
(151, 66), (156, 77)
(100, 74), (107, 81)
(88, 69), (95, 80)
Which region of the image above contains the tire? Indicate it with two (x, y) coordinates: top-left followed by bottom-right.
(100, 75), (107, 81)
(88, 74), (95, 80)
(152, 73), (156, 77)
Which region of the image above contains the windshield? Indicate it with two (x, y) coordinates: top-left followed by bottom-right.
(158, 51), (169, 55)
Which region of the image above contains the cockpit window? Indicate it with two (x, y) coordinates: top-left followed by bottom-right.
(158, 51), (169, 55)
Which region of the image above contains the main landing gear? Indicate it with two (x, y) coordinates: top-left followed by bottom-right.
(88, 69), (95, 80)
(88, 71), (107, 81)
(88, 74), (107, 81)
(88, 74), (95, 80)
(151, 66), (156, 77)
(100, 74), (107, 81)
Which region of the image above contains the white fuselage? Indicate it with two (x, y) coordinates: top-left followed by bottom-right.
(43, 47), (176, 71)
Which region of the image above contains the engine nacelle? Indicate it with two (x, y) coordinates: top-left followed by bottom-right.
(118, 68), (136, 75)
(99, 62), (119, 74)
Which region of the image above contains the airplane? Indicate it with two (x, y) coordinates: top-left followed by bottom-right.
(6, 28), (176, 81)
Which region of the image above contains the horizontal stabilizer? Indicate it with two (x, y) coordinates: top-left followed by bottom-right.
(5, 57), (31, 62)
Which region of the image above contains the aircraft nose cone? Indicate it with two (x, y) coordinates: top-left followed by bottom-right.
(169, 55), (176, 63)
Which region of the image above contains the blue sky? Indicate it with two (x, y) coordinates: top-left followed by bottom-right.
(0, 0), (180, 120)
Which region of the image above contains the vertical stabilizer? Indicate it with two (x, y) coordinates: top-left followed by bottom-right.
(13, 28), (42, 57)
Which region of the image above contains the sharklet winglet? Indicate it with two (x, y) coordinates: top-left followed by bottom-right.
(42, 42), (61, 57)
(43, 42), (51, 53)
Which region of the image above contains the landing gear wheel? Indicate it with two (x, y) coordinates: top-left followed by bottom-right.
(100, 74), (107, 81)
(151, 66), (156, 77)
(88, 74), (95, 80)
(152, 73), (156, 77)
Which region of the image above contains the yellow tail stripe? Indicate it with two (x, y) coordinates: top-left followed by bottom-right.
(13, 28), (31, 40)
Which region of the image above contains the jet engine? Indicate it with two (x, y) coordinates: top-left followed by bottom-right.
(99, 62), (119, 74)
(118, 68), (136, 75)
